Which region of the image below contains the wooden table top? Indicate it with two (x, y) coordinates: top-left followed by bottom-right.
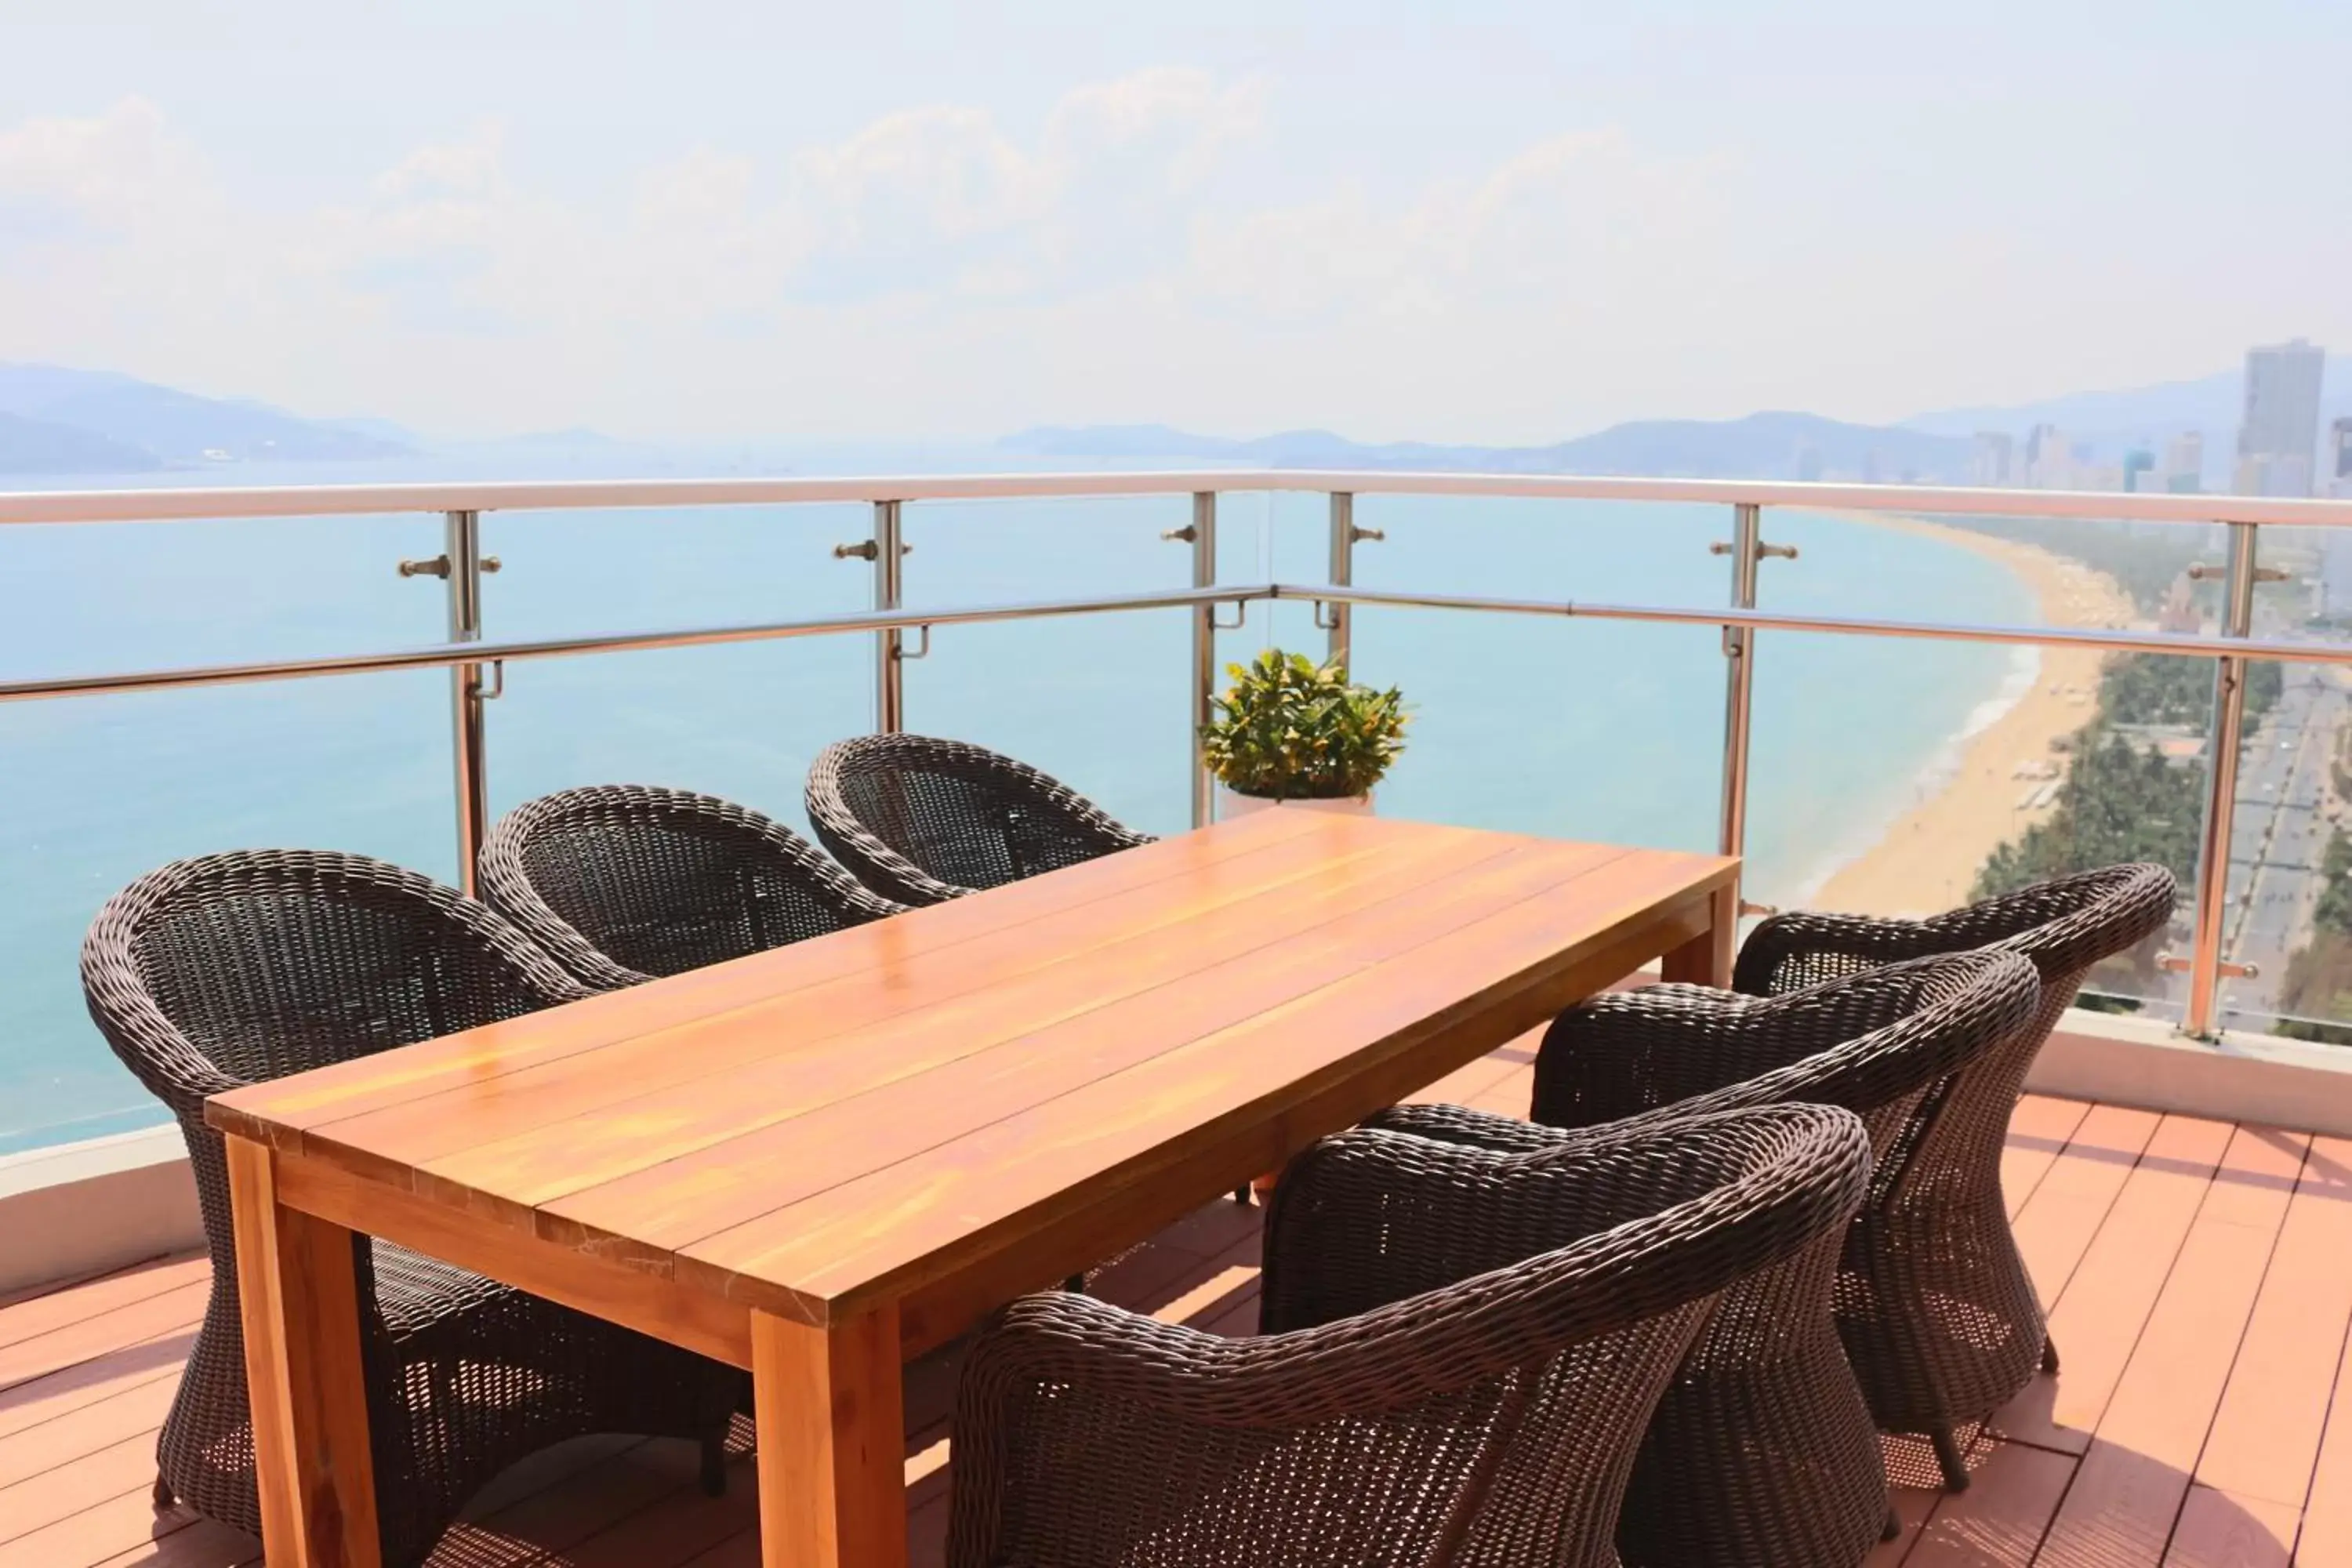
(209, 811), (1734, 1332)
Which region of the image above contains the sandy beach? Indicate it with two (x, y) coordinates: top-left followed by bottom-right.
(1805, 517), (2139, 919)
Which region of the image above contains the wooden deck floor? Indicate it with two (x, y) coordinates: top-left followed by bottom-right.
(5, 1040), (2350, 1566)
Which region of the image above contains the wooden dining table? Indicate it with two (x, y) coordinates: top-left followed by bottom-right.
(205, 809), (1737, 1568)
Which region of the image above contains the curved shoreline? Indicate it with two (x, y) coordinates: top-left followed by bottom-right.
(1801, 514), (2138, 918)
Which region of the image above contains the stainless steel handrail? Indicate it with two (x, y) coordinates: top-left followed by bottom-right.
(23, 580), (2352, 706)
(0, 585), (1263, 702)
(7, 466), (2347, 1043)
(7, 468), (2352, 527)
(1284, 584), (2352, 664)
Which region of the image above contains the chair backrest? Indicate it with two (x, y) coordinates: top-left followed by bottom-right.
(480, 784), (902, 987)
(1736, 863), (2177, 1001)
(963, 1104), (1870, 1568)
(805, 733), (1154, 906)
(80, 850), (587, 1283)
(1731, 863), (2176, 1202)
(1541, 949), (2041, 1178)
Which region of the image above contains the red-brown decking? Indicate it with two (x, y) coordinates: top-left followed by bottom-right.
(5, 1040), (2347, 1567)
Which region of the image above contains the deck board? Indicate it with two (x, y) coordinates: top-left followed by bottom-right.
(12, 1075), (2352, 1566)
(2034, 1126), (2305, 1567)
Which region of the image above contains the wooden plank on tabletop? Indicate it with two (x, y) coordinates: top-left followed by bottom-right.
(539, 837), (1617, 1266)
(684, 848), (1724, 1321)
(418, 829), (1556, 1234)
(205, 809), (1341, 1144)
(302, 817), (1486, 1196)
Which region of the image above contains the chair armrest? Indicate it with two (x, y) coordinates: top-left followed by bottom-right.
(80, 951), (249, 1115)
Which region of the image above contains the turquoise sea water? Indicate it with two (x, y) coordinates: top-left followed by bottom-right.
(0, 454), (2034, 1153)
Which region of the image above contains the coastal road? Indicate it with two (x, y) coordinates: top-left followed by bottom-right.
(2216, 658), (2348, 1031)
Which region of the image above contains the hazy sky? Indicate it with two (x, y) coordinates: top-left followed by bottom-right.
(2, 2), (2346, 443)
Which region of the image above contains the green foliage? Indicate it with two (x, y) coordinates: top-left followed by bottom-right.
(2100, 654), (2280, 731)
(1201, 649), (1408, 800)
(2278, 831), (2352, 1044)
(1972, 652), (2281, 996)
(2318, 829), (2352, 937)
(1975, 731), (2201, 900)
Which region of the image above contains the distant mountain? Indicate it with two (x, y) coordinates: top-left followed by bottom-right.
(1004, 411), (1972, 482)
(0, 411), (165, 475)
(495, 426), (630, 449)
(1902, 372), (2250, 442)
(321, 414), (426, 447)
(0, 363), (413, 471)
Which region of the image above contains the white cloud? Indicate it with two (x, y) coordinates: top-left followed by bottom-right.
(1185, 129), (1729, 322)
(0, 97), (203, 233)
(0, 84), (1768, 437)
(0, 74), (2024, 441)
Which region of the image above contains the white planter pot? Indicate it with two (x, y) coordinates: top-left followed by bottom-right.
(1217, 786), (1375, 820)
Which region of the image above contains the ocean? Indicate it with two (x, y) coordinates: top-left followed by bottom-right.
(0, 451), (2034, 1154)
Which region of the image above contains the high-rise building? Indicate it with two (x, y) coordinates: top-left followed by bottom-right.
(1971, 432), (2014, 487)
(2122, 448), (2155, 492)
(2023, 424), (2072, 488)
(2234, 339), (2326, 496)
(2161, 430), (2205, 493)
(2332, 417), (2352, 498)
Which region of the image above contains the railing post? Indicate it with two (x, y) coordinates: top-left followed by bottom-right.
(1716, 503), (1763, 868)
(2185, 520), (2259, 1037)
(1327, 492), (1354, 670)
(442, 509), (490, 895)
(1190, 492), (1218, 829)
(873, 500), (906, 734)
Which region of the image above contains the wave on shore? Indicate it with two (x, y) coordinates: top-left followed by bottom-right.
(1788, 644), (2043, 908)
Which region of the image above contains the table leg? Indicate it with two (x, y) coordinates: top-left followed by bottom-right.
(224, 1134), (381, 1568)
(1660, 884), (1737, 989)
(753, 1303), (908, 1568)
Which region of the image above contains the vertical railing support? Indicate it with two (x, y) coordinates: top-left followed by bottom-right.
(2185, 520), (2259, 1037)
(442, 509), (490, 895)
(1327, 492), (1355, 671)
(1716, 503), (1763, 870)
(873, 500), (906, 734)
(1189, 492), (1218, 829)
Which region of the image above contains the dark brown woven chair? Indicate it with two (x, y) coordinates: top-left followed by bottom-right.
(951, 1102), (1871, 1568)
(1371, 949), (2039, 1568)
(1730, 862), (2177, 1487)
(478, 783), (903, 988)
(80, 850), (742, 1568)
(804, 732), (1154, 906)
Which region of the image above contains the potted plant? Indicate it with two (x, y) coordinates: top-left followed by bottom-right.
(1201, 649), (1409, 818)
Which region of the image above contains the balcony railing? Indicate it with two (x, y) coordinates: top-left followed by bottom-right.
(6, 469), (2352, 1064)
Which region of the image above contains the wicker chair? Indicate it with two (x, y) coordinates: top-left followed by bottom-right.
(951, 1102), (1872, 1568)
(804, 733), (1155, 906)
(1370, 949), (2038, 1568)
(1730, 862), (2177, 1487)
(478, 783), (903, 988)
(80, 850), (742, 1568)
